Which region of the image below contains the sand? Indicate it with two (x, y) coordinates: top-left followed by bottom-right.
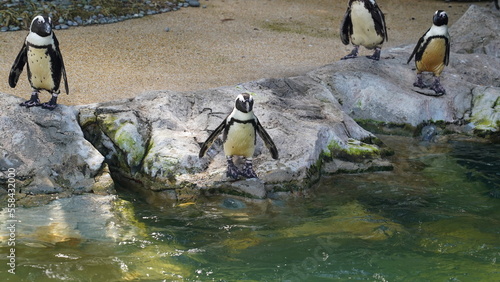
(0, 0), (493, 105)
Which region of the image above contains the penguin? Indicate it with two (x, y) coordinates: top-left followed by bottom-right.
(340, 0), (388, 61)
(9, 15), (69, 110)
(407, 10), (450, 96)
(199, 93), (279, 179)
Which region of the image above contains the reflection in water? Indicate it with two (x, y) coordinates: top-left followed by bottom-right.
(1, 136), (499, 281)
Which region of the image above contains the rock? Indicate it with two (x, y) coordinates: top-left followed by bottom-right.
(469, 86), (500, 133)
(421, 124), (438, 142)
(188, 0), (201, 7)
(0, 194), (145, 244)
(79, 80), (386, 198)
(309, 45), (499, 127)
(222, 197), (247, 209)
(0, 94), (113, 206)
(450, 5), (500, 57)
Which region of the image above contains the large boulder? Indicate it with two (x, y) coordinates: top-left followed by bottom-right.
(78, 79), (390, 199)
(308, 46), (500, 127)
(450, 4), (500, 57)
(0, 94), (114, 206)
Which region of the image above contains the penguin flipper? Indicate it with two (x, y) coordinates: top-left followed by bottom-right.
(54, 34), (69, 95)
(199, 118), (226, 158)
(373, 5), (388, 41)
(407, 35), (425, 64)
(340, 8), (352, 45)
(255, 118), (278, 160)
(444, 36), (450, 66)
(61, 63), (69, 95)
(9, 43), (28, 88)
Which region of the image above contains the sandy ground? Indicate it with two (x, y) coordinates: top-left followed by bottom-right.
(0, 0), (494, 105)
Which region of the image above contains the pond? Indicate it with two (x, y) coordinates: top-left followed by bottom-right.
(1, 135), (499, 281)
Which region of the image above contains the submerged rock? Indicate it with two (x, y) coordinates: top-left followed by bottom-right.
(0, 194), (144, 244)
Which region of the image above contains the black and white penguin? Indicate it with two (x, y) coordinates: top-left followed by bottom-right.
(407, 10), (450, 96)
(340, 0), (388, 61)
(199, 93), (279, 179)
(9, 15), (69, 110)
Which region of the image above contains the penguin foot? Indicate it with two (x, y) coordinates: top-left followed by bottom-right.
(430, 77), (446, 96)
(413, 74), (427, 89)
(341, 53), (357, 60)
(241, 160), (258, 179)
(226, 157), (241, 179)
(430, 84), (446, 96)
(413, 81), (427, 88)
(366, 48), (381, 61)
(341, 46), (359, 60)
(41, 102), (58, 110)
(41, 95), (58, 110)
(20, 93), (41, 107)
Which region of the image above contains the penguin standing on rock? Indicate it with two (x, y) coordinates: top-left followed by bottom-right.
(407, 10), (450, 96)
(340, 0), (388, 61)
(199, 93), (279, 179)
(9, 15), (69, 110)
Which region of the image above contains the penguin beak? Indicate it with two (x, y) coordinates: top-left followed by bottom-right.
(42, 21), (52, 35)
(244, 100), (251, 112)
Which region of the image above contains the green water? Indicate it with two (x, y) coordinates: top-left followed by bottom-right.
(2, 136), (500, 281)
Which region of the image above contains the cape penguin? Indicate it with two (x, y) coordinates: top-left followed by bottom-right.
(407, 10), (450, 96)
(340, 0), (388, 61)
(199, 93), (279, 179)
(9, 15), (69, 110)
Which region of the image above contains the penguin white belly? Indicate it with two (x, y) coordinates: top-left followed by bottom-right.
(224, 123), (255, 158)
(350, 3), (383, 49)
(27, 47), (55, 90)
(416, 38), (447, 76)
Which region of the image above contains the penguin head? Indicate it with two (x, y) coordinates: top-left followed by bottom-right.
(433, 10), (448, 26)
(30, 15), (53, 37)
(235, 93), (254, 113)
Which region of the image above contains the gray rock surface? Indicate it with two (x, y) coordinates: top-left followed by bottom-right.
(79, 80), (387, 199)
(450, 5), (500, 57)
(0, 94), (114, 206)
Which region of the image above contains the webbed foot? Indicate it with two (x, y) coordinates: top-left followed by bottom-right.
(430, 77), (446, 96)
(413, 73), (426, 89)
(341, 46), (359, 60)
(41, 95), (58, 110)
(366, 48), (381, 61)
(20, 92), (41, 107)
(241, 158), (258, 179)
(226, 157), (241, 179)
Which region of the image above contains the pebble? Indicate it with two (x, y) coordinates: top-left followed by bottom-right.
(0, 1), (201, 31)
(188, 0), (200, 7)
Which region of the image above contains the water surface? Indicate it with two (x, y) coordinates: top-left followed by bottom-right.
(2, 136), (499, 281)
